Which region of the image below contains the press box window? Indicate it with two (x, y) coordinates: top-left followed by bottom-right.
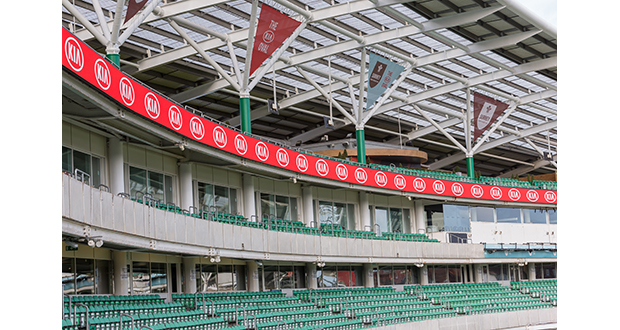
(198, 183), (238, 215)
(260, 193), (297, 221)
(62, 146), (102, 187)
(129, 166), (174, 204)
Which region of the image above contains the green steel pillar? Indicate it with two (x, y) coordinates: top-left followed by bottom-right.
(240, 94), (251, 134)
(466, 156), (475, 178)
(106, 53), (120, 67)
(356, 128), (366, 164)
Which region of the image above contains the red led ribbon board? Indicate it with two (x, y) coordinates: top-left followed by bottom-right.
(62, 27), (557, 205)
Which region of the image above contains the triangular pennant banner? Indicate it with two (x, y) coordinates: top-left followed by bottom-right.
(473, 92), (510, 142)
(249, 4), (302, 77)
(124, 0), (149, 24)
(365, 52), (405, 111)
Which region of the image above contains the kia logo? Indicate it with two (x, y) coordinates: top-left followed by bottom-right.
(234, 134), (247, 155)
(526, 190), (539, 202)
(213, 126), (227, 147)
(94, 58), (111, 90)
(354, 168), (367, 184)
(189, 117), (205, 140)
(255, 142), (269, 161)
(413, 178), (426, 192)
(394, 175), (406, 190)
(336, 164), (348, 180)
(451, 183), (464, 196)
(316, 159), (329, 176)
(276, 148), (289, 167)
(64, 37), (83, 72)
(433, 180), (445, 194)
(144, 92), (160, 119)
(490, 186), (502, 200)
(508, 188), (521, 201)
(375, 172), (387, 186)
(544, 191), (557, 203)
(119, 77), (134, 106)
(296, 154), (309, 172)
(471, 185), (483, 198)
(168, 105), (183, 130)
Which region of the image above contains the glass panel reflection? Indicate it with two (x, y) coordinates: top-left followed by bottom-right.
(75, 259), (95, 294)
(62, 257), (75, 294)
(151, 263), (167, 293)
(132, 262), (150, 294)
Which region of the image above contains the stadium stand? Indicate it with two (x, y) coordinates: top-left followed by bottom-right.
(61, 0), (557, 329)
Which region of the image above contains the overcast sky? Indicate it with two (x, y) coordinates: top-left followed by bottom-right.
(519, 0), (557, 28)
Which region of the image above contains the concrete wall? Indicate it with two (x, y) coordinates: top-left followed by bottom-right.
(471, 222), (557, 244)
(62, 174), (485, 263)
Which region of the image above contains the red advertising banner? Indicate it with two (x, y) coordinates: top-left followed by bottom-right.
(473, 92), (510, 142)
(62, 27), (557, 205)
(124, 0), (149, 24)
(249, 4), (302, 76)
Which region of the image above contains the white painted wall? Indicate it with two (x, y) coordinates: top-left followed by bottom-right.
(471, 222), (558, 244)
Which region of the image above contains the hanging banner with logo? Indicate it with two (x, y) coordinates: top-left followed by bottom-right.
(249, 4), (302, 76)
(124, 0), (149, 24)
(473, 92), (510, 142)
(62, 27), (557, 205)
(365, 52), (405, 110)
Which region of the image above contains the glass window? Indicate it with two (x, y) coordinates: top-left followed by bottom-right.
(320, 267), (337, 288)
(443, 205), (470, 232)
(488, 264), (501, 281)
(264, 265), (278, 290)
(164, 175), (173, 205)
(353, 266), (364, 286)
(535, 264), (543, 279)
(290, 197), (298, 221)
(334, 202), (347, 228)
(448, 266), (461, 283)
(151, 263), (167, 293)
(62, 257), (75, 294)
(132, 262), (150, 294)
(337, 267), (351, 287)
(73, 150), (91, 182)
(199, 183), (215, 211)
(92, 157), (101, 187)
(75, 259), (95, 294)
(543, 263), (556, 279)
(129, 167), (147, 199)
(319, 201), (334, 225)
(379, 266), (393, 286)
(549, 209), (557, 224)
(217, 265), (235, 291)
(375, 207), (389, 233)
(409, 266), (419, 285)
(230, 188), (238, 215)
(393, 267), (407, 285)
(214, 185), (230, 214)
(496, 208), (522, 223)
(425, 204), (444, 232)
(433, 266), (447, 283)
(276, 195), (290, 220)
(471, 206), (494, 222)
(148, 171), (165, 202)
(390, 208), (403, 233)
(197, 264), (217, 292)
(524, 209), (547, 224)
(279, 265), (294, 289)
(62, 147), (72, 173)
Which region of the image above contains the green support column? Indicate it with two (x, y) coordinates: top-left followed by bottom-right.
(240, 96), (251, 134)
(106, 53), (120, 67)
(466, 156), (475, 178)
(356, 129), (366, 164)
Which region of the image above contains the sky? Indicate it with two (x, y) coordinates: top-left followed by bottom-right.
(518, 0), (557, 29)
